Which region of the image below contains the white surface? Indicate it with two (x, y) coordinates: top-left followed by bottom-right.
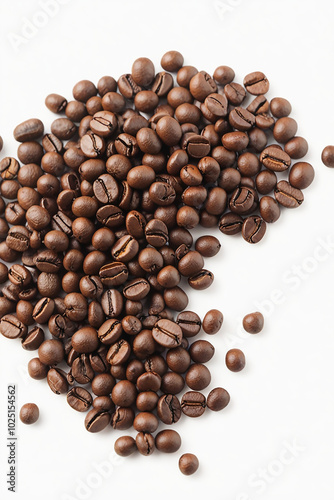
(0, 0), (333, 498)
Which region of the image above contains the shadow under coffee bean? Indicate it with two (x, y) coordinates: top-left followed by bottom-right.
(0, 49), (312, 476)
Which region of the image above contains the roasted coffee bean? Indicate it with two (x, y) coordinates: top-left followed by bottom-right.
(67, 387), (93, 412)
(273, 117), (297, 143)
(188, 270), (214, 290)
(270, 97), (292, 118)
(226, 348), (246, 372)
(185, 364), (211, 391)
(136, 432), (155, 456)
(114, 436), (137, 457)
(0, 157), (19, 180)
(242, 216), (266, 244)
(195, 235), (221, 257)
(19, 403), (39, 425)
(0, 314), (27, 339)
(101, 289), (123, 318)
(175, 311), (201, 338)
(207, 387), (230, 411)
(47, 367), (68, 394)
(14, 119), (44, 142)
(229, 107), (255, 131)
(28, 357), (48, 380)
(260, 146), (291, 172)
(155, 429), (181, 453)
(179, 453), (199, 475)
(6, 226), (30, 252)
(112, 407), (135, 430)
(99, 262), (128, 287)
(203, 309), (223, 334)
(289, 162), (315, 189)
(161, 371), (185, 395)
(322, 145), (334, 168)
(32, 298), (54, 325)
(85, 408), (111, 433)
(274, 180), (304, 208)
(152, 319), (183, 348)
(181, 391), (206, 417)
(259, 196), (280, 223)
(219, 212), (243, 235)
(157, 394), (181, 424)
(256, 170), (277, 195)
(107, 339), (131, 366)
(244, 71), (269, 95)
(189, 340), (215, 363)
(243, 312), (264, 334)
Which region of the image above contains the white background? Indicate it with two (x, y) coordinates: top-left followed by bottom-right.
(0, 0), (334, 499)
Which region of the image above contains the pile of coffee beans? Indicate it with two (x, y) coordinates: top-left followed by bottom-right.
(0, 49), (303, 474)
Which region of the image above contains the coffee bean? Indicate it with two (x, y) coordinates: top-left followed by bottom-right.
(185, 364), (211, 391)
(207, 387), (230, 411)
(259, 196), (280, 223)
(101, 289), (123, 318)
(114, 436), (137, 457)
(243, 312), (264, 334)
(99, 262), (128, 287)
(32, 298), (54, 325)
(112, 407), (135, 430)
(189, 71), (217, 102)
(28, 358), (48, 380)
(181, 391), (206, 417)
(188, 270), (214, 290)
(274, 180), (304, 208)
(155, 429), (181, 453)
(179, 453), (199, 475)
(242, 216), (266, 244)
(244, 71), (269, 95)
(224, 82), (246, 105)
(189, 340), (215, 363)
(270, 97), (292, 118)
(213, 65), (235, 85)
(45, 93), (67, 113)
(256, 170), (277, 194)
(0, 314), (27, 339)
(0, 157), (19, 180)
(289, 162), (314, 189)
(226, 348), (246, 372)
(203, 309), (223, 334)
(260, 146), (291, 172)
(229, 107), (255, 131)
(85, 408), (111, 433)
(47, 367), (68, 394)
(157, 394), (181, 424)
(14, 119), (44, 142)
(136, 431), (155, 456)
(67, 387), (93, 412)
(152, 319), (183, 348)
(322, 145), (334, 167)
(107, 339), (131, 365)
(19, 403), (39, 424)
(219, 212), (243, 235)
(195, 235), (221, 257)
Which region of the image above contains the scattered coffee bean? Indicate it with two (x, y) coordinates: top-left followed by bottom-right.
(226, 349), (246, 372)
(203, 309), (223, 334)
(243, 312), (264, 334)
(179, 453), (199, 475)
(19, 403), (39, 424)
(207, 387), (230, 411)
(322, 146), (334, 168)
